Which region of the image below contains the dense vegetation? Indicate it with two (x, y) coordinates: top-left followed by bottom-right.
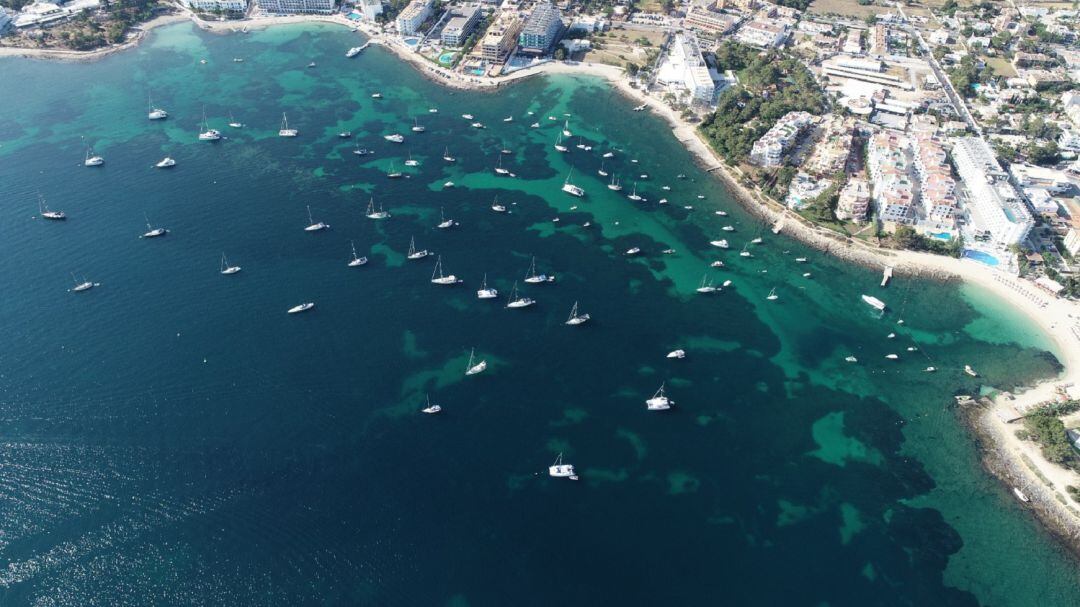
(2, 0), (163, 51)
(1021, 410), (1080, 472)
(892, 225), (963, 257)
(698, 43), (827, 163)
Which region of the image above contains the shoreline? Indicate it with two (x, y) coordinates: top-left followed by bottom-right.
(6, 13), (1080, 549)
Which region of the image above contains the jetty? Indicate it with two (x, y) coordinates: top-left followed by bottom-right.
(881, 266), (893, 287)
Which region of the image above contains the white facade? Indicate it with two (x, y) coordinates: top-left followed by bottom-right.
(187, 0), (248, 12)
(256, 0), (334, 14)
(736, 20), (787, 48)
(951, 137), (1034, 247)
(395, 0), (433, 35)
(655, 33), (715, 105)
(750, 111), (813, 167)
(356, 0), (382, 21)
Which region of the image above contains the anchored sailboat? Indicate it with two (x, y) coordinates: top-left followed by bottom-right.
(548, 453), (579, 480)
(561, 168), (584, 197)
(430, 255), (462, 285)
(646, 383), (673, 411)
(365, 198), (390, 220)
(565, 301), (590, 325)
(505, 281), (535, 309)
(304, 205), (328, 231)
(278, 113), (298, 137)
(524, 256), (555, 284)
(407, 236), (430, 260)
(477, 273), (498, 299)
(465, 348), (487, 375)
(348, 240), (368, 267)
(220, 253), (241, 275)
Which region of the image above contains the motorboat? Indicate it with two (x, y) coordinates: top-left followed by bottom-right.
(625, 247), (641, 256)
(885, 354), (899, 360)
(710, 239), (729, 249)
(288, 302), (315, 314)
(710, 261), (724, 268)
(470, 122), (485, 129)
(862, 295), (886, 311)
(155, 157), (176, 168)
(666, 350), (685, 359)
(371, 93), (382, 99)
(844, 356), (858, 363)
(461, 113), (474, 120)
(346, 46), (363, 58)
(384, 133), (404, 143)
(964, 365), (979, 377)
(338, 131), (352, 139)
(721, 225), (735, 232)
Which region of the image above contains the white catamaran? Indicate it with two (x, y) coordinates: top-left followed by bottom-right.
(278, 113), (298, 137)
(548, 453), (579, 480)
(477, 273), (498, 299)
(646, 383), (673, 411)
(561, 169), (585, 197)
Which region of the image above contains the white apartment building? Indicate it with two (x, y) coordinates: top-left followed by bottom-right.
(868, 132), (915, 224)
(656, 33), (715, 105)
(356, 0), (382, 21)
(395, 0), (433, 35)
(911, 133), (957, 225)
(186, 0), (248, 12)
(736, 20), (787, 48)
(950, 137), (1034, 247)
(256, 0), (334, 14)
(835, 178), (871, 222)
(440, 4), (480, 46)
(750, 111), (813, 167)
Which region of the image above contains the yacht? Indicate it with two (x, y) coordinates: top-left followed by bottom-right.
(421, 395), (441, 414)
(371, 92), (382, 99)
(304, 205), (328, 231)
(84, 147), (104, 167)
(721, 225), (735, 232)
(565, 301), (590, 325)
(766, 287), (778, 301)
(626, 182), (642, 202)
(461, 113), (474, 120)
(561, 169), (585, 197)
(288, 302), (315, 314)
(861, 295), (886, 311)
(365, 198), (390, 220)
(437, 208), (457, 229)
(477, 273), (498, 299)
(885, 354), (899, 360)
(465, 348), (487, 375)
(625, 247), (641, 256)
(442, 147), (456, 162)
(348, 240), (368, 267)
(751, 237), (763, 245)
(38, 196), (66, 220)
(844, 356), (858, 363)
(524, 256), (555, 284)
(964, 365), (979, 377)
(548, 453), (579, 480)
(147, 95), (168, 120)
(505, 282), (535, 309)
(471, 122), (485, 129)
(607, 175), (622, 191)
(554, 134), (568, 152)
(646, 383), (673, 411)
(430, 256), (462, 285)
(278, 113), (298, 137)
(220, 253), (241, 275)
(407, 236), (430, 260)
(666, 349), (685, 359)
(696, 275), (717, 294)
(411, 118), (425, 133)
(141, 215), (168, 238)
(155, 156), (176, 168)
(69, 273), (94, 292)
(709, 238), (729, 249)
(384, 133), (404, 143)
(198, 112), (222, 141)
(346, 46), (363, 58)
(491, 197), (507, 213)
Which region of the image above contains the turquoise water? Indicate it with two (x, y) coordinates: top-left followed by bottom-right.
(0, 23), (1077, 605)
(964, 250), (1001, 266)
(439, 51), (455, 64)
(930, 231), (953, 240)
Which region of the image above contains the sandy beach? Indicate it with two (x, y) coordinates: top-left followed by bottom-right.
(5, 11), (1079, 544)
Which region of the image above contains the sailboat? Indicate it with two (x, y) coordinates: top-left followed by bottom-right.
(38, 195), (66, 220)
(437, 207), (457, 229)
(554, 134), (568, 152)
(387, 162), (403, 178)
(607, 175), (622, 191)
(220, 253), (241, 275)
(646, 383), (673, 410)
(524, 256), (555, 284)
(278, 113), (298, 137)
(198, 111), (221, 141)
(565, 301), (590, 325)
(465, 348), (487, 375)
(548, 453), (579, 480)
(442, 146), (456, 162)
(84, 146), (104, 167)
(69, 272), (94, 292)
(495, 155), (510, 175)
(696, 275), (717, 294)
(304, 205), (328, 231)
(430, 256), (462, 285)
(739, 244), (752, 258)
(227, 112), (243, 128)
(421, 395), (441, 414)
(365, 198), (390, 220)
(348, 240), (368, 267)
(561, 120), (572, 138)
(766, 287), (779, 301)
(407, 236), (429, 260)
(147, 94), (168, 120)
(598, 162), (608, 177)
(491, 196), (507, 213)
(505, 281), (535, 309)
(561, 169), (585, 197)
(141, 214), (168, 238)
(404, 153), (419, 167)
(411, 118), (425, 133)
(626, 182), (642, 202)
(477, 273), (498, 299)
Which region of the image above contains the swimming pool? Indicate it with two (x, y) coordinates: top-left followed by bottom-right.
(347, 11), (361, 20)
(472, 68), (485, 75)
(929, 232), (953, 241)
(403, 37), (420, 47)
(963, 250), (1000, 266)
(438, 52), (455, 65)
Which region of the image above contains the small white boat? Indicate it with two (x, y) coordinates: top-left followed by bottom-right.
(662, 248), (675, 255)
(625, 247), (641, 256)
(523, 256), (555, 284)
(365, 198), (390, 220)
(795, 257), (808, 263)
(710, 261), (724, 268)
(384, 133), (404, 143)
(155, 157), (176, 168)
(430, 256), (462, 285)
(346, 46), (363, 58)
(505, 282), (535, 309)
(766, 287), (778, 301)
(288, 302), (315, 314)
(906, 346), (918, 352)
(659, 199), (668, 205)
(667, 349), (686, 359)
(38, 196), (66, 220)
(715, 210), (728, 216)
(461, 113), (474, 120)
(646, 383), (673, 411)
(141, 215), (168, 238)
(443, 181), (455, 188)
(1013, 487), (1030, 503)
(411, 118), (425, 133)
(603, 151), (615, 158)
(964, 365), (979, 377)
(148, 94), (168, 121)
(69, 273), (94, 292)
(530, 122), (540, 128)
(861, 295), (886, 311)
(421, 395), (441, 414)
(371, 93), (382, 99)
(844, 356), (858, 363)
(348, 240), (368, 267)
(722, 280), (732, 287)
(565, 301), (590, 325)
(471, 122), (485, 129)
(751, 237), (763, 245)
(561, 169), (585, 197)
(278, 113), (298, 137)
(437, 208), (457, 229)
(338, 131), (352, 139)
(477, 273), (498, 299)
(429, 108), (438, 113)
(407, 236), (429, 260)
(503, 116), (513, 122)
(465, 348), (487, 375)
(548, 453), (579, 480)
(304, 205), (329, 231)
(696, 275), (717, 294)
(220, 253), (241, 275)
(885, 354), (899, 360)
(887, 333), (896, 339)
(710, 239), (729, 249)
(925, 366), (936, 372)
(84, 147), (104, 167)
(721, 225), (735, 232)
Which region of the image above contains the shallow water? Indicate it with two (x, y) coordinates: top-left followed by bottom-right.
(0, 23), (1076, 606)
